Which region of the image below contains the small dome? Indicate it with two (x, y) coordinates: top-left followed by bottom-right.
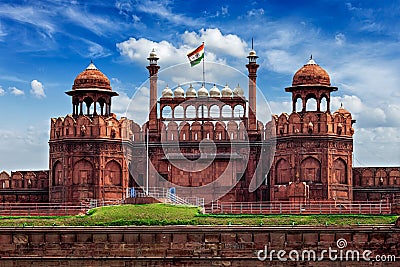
(209, 84), (221, 97)
(148, 48), (158, 59)
(292, 57), (331, 86)
(221, 84), (232, 97)
(198, 85), (209, 97)
(335, 103), (351, 115)
(162, 85), (173, 98)
(186, 84), (196, 97)
(73, 62), (111, 90)
(248, 49), (257, 57)
(174, 85), (185, 97)
(233, 84), (244, 97)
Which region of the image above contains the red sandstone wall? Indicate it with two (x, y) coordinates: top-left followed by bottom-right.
(0, 226), (398, 266)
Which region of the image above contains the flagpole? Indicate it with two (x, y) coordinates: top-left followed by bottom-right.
(202, 42), (205, 86)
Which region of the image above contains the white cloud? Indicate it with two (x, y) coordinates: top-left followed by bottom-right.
(86, 40), (112, 59)
(268, 100), (291, 116)
(117, 37), (185, 66)
(0, 86), (5, 96)
(221, 6), (229, 16)
(0, 22), (6, 41)
(132, 14), (140, 23)
(247, 8), (265, 17)
(354, 127), (400, 166)
(113, 87), (149, 125)
(182, 28), (248, 58)
(30, 79), (46, 98)
(266, 49), (300, 74)
(117, 28), (248, 69)
(133, 0), (201, 27)
(335, 33), (346, 45)
(331, 95), (363, 113)
(64, 7), (122, 37)
(9, 86), (24, 96)
(0, 4), (56, 37)
(0, 125), (48, 170)
(330, 95), (400, 128)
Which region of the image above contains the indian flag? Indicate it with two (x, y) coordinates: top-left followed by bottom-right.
(187, 43), (204, 67)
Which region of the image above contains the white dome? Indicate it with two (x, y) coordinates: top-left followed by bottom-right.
(209, 84), (221, 97)
(186, 84), (196, 97)
(198, 85), (209, 97)
(221, 84), (232, 97)
(161, 85), (173, 98)
(233, 84), (244, 97)
(174, 85), (185, 97)
(248, 49), (257, 57)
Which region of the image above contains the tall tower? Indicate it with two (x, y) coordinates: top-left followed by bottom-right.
(246, 42), (259, 135)
(271, 57), (355, 202)
(49, 62), (128, 203)
(146, 49), (160, 142)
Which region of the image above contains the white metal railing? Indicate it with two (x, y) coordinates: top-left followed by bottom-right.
(127, 187), (204, 207)
(205, 200), (393, 215)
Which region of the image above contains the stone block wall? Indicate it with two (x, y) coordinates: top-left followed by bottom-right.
(0, 226), (398, 266)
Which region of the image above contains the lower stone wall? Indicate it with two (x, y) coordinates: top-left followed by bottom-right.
(0, 226), (399, 266)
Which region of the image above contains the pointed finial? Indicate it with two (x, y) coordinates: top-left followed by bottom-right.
(307, 54), (316, 65)
(340, 102), (343, 108)
(251, 38), (254, 50)
(90, 58), (93, 64)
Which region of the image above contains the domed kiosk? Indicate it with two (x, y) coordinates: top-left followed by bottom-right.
(66, 62), (118, 117)
(285, 56), (337, 113)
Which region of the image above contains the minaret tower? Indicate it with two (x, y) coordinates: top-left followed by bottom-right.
(246, 39), (259, 135)
(146, 49), (160, 141)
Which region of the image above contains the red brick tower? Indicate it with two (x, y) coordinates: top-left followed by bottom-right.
(271, 57), (355, 202)
(49, 62), (129, 203)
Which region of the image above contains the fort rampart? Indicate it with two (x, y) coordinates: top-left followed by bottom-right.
(0, 225), (398, 266)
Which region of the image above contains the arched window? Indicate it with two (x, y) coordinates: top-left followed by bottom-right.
(294, 95), (302, 112)
(162, 106), (172, 118)
(222, 105), (232, 117)
(332, 158), (347, 184)
(301, 157), (321, 183)
(362, 170), (373, 186)
(210, 105), (220, 118)
(105, 160), (122, 186)
(73, 159), (93, 185)
(276, 159), (290, 184)
(174, 106), (184, 118)
(375, 169), (387, 186)
(306, 97), (317, 111)
(389, 170), (400, 186)
(52, 161), (63, 186)
(233, 105), (245, 117)
(320, 96), (328, 112)
(186, 105), (196, 119)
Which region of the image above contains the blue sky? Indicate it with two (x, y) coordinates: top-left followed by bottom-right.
(0, 0), (399, 170)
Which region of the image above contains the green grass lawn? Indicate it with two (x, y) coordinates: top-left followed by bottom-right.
(0, 203), (397, 227)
